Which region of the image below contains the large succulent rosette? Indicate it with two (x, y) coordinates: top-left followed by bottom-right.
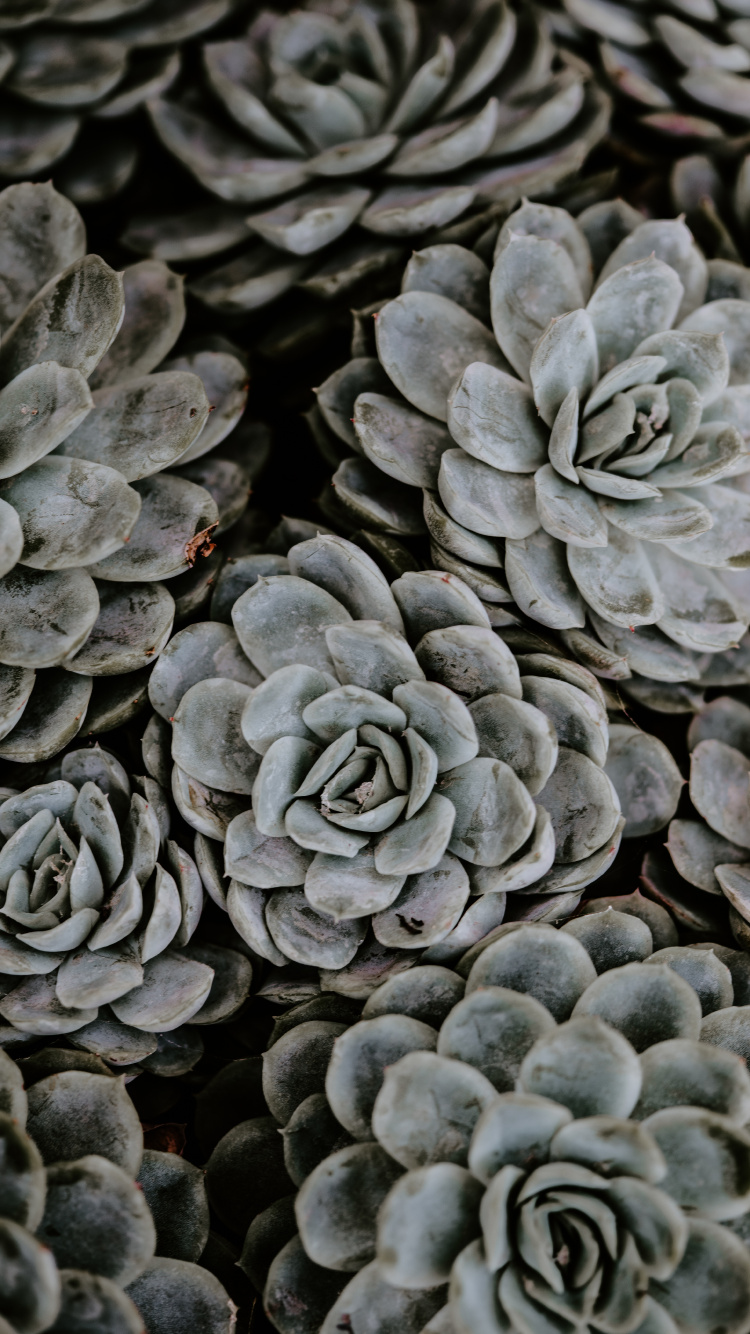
(128, 0), (610, 317)
(0, 0), (242, 204)
(0, 180), (251, 766)
(0, 1043), (235, 1334)
(161, 533), (629, 992)
(215, 913), (750, 1334)
(0, 743), (253, 1059)
(318, 198), (750, 701)
(541, 0), (750, 164)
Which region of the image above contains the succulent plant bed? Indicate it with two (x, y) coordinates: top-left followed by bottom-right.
(9, 4), (750, 1330)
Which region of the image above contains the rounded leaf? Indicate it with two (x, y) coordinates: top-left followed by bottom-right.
(372, 1050), (496, 1168)
(573, 962), (703, 1052)
(518, 1016), (642, 1118)
(466, 925), (597, 1021)
(325, 1014), (438, 1142)
(38, 1155), (156, 1287)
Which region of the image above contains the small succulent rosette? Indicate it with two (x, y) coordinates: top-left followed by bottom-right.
(0, 0), (240, 204)
(243, 914), (750, 1334)
(0, 744), (253, 1062)
(541, 0), (750, 162)
(0, 180), (251, 766)
(316, 198), (750, 707)
(156, 533), (635, 994)
(665, 691), (750, 947)
(0, 1043), (235, 1334)
(128, 0), (610, 318)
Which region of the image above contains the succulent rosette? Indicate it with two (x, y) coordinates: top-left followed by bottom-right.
(0, 1043), (236, 1333)
(664, 691), (750, 947)
(0, 0), (242, 204)
(316, 198), (750, 700)
(0, 180), (250, 766)
(0, 743), (253, 1058)
(159, 533), (630, 991)
(127, 0), (610, 317)
(209, 912), (750, 1334)
(540, 0), (750, 162)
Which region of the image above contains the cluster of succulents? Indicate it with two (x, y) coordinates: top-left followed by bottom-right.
(315, 198), (750, 707)
(0, 743), (253, 1059)
(0, 0), (245, 204)
(123, 0), (610, 317)
(0, 178), (252, 767)
(10, 4), (750, 1332)
(199, 912), (750, 1334)
(0, 1041), (236, 1333)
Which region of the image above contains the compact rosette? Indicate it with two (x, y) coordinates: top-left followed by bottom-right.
(319, 199), (750, 697)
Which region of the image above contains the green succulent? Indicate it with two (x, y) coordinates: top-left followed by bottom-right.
(0, 742), (253, 1055)
(155, 532), (637, 992)
(0, 1043), (235, 1333)
(209, 913), (750, 1334)
(316, 198), (750, 705)
(0, 0), (240, 204)
(0, 180), (250, 766)
(123, 0), (610, 317)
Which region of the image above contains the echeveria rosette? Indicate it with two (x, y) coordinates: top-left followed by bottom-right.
(0, 1042), (236, 1334)
(167, 533), (626, 990)
(130, 0), (610, 316)
(239, 916), (750, 1334)
(321, 198), (750, 696)
(0, 744), (253, 1059)
(0, 180), (250, 766)
(0, 0), (240, 204)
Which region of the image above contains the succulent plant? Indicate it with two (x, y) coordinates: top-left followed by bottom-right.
(0, 1042), (236, 1333)
(665, 692), (750, 951)
(0, 0), (241, 205)
(0, 743), (253, 1056)
(157, 532), (636, 994)
(0, 180), (250, 766)
(316, 198), (750, 703)
(214, 914), (750, 1334)
(540, 0), (750, 166)
(123, 0), (610, 318)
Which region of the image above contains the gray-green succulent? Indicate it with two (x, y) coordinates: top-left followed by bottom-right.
(158, 533), (632, 991)
(542, 0), (750, 158)
(0, 1043), (235, 1333)
(0, 0), (240, 204)
(225, 913), (750, 1334)
(666, 692), (750, 948)
(126, 0), (610, 315)
(0, 180), (249, 765)
(0, 743), (253, 1054)
(318, 198), (750, 697)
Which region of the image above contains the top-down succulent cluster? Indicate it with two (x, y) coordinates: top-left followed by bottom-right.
(125, 0), (609, 316)
(0, 179), (251, 768)
(206, 911), (750, 1334)
(317, 198), (750, 698)
(147, 533), (646, 995)
(0, 1042), (235, 1333)
(0, 0), (243, 204)
(8, 6), (750, 1333)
